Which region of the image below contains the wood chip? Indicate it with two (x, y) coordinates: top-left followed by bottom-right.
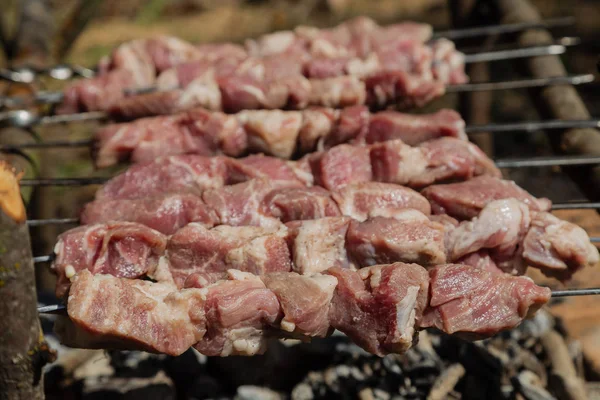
(427, 363), (465, 400)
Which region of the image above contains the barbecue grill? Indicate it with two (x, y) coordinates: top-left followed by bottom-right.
(1, 0), (600, 398)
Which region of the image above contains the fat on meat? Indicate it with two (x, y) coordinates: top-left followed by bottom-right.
(522, 212), (600, 281)
(369, 138), (499, 189)
(285, 217), (353, 275)
(201, 179), (303, 228)
(446, 199), (531, 275)
(262, 272), (337, 337)
(421, 264), (551, 339)
(332, 181), (431, 220)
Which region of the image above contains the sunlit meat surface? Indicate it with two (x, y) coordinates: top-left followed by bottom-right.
(422, 176), (553, 220)
(522, 212), (600, 281)
(82, 180), (430, 235)
(93, 138), (497, 202)
(93, 107), (466, 168)
(421, 264), (551, 338)
(56, 263), (550, 357)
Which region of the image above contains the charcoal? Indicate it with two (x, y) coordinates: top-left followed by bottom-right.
(381, 356), (403, 377)
(187, 375), (223, 399)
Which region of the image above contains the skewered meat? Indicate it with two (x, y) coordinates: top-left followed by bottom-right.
(108, 71), (447, 118)
(94, 137), (498, 201)
(303, 137), (499, 190)
(53, 212), (447, 295)
(59, 38), (246, 115)
(245, 17), (433, 58)
(522, 212), (600, 281)
(57, 17), (458, 115)
(421, 264), (550, 339)
(55, 199), (598, 298)
(51, 222), (167, 298)
(82, 180), (431, 234)
(446, 199), (531, 275)
(93, 106), (466, 168)
(422, 176), (553, 220)
(54, 262), (550, 357)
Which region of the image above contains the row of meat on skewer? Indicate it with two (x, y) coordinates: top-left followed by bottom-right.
(33, 17), (598, 360)
(57, 17), (466, 116)
(50, 142), (599, 358)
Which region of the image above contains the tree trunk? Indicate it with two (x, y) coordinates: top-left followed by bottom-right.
(0, 163), (53, 400)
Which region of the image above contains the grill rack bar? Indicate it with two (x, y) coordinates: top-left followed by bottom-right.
(24, 201), (600, 227)
(0, 41), (584, 109)
(431, 16), (575, 40)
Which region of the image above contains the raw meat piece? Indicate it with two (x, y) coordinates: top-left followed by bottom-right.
(327, 263), (430, 356)
(51, 222), (167, 298)
(421, 264), (551, 339)
(346, 211), (446, 267)
(522, 212), (600, 281)
(80, 194), (217, 235)
(422, 176), (552, 220)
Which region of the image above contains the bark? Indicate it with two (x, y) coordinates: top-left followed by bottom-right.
(0, 163), (54, 400)
(496, 0), (600, 202)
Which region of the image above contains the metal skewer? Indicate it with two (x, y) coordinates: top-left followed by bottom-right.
(495, 155), (600, 168)
(20, 177), (109, 187)
(462, 37), (579, 63)
(432, 16), (575, 40)
(2, 117), (600, 151)
(465, 118), (600, 133)
(34, 283), (600, 315)
(23, 201), (600, 228)
(446, 73), (594, 93)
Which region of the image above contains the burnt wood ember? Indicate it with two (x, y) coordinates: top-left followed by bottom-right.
(91, 137), (499, 202)
(92, 107), (466, 168)
(53, 263), (549, 358)
(52, 199), (598, 298)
